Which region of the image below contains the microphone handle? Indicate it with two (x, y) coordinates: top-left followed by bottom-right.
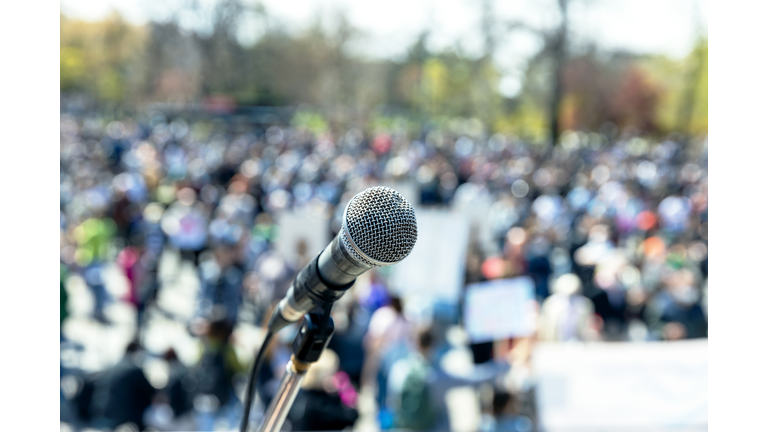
(317, 234), (371, 286)
(268, 232), (374, 333)
(268, 250), (349, 332)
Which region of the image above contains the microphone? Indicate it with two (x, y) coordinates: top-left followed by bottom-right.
(267, 186), (418, 333)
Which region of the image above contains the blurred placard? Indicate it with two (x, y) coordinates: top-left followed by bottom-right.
(464, 277), (537, 343)
(389, 210), (469, 302)
(275, 211), (330, 267)
(533, 340), (708, 431)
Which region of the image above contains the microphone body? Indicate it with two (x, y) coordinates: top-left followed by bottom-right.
(267, 186), (418, 332)
(268, 235), (367, 331)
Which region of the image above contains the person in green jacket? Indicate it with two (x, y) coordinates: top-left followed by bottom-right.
(73, 216), (117, 322)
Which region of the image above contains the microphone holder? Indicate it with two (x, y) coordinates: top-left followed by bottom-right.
(255, 310), (335, 432)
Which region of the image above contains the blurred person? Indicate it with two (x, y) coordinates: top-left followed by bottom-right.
(72, 367), (99, 427)
(142, 349), (196, 431)
(644, 269), (707, 340)
(116, 237), (142, 309)
(240, 270), (269, 326)
(592, 251), (631, 339)
(244, 212), (278, 272)
(89, 341), (156, 431)
(110, 187), (140, 240)
(252, 249), (294, 306)
(164, 348), (194, 421)
(466, 238), (488, 285)
(481, 256), (515, 281)
(73, 214), (117, 323)
(60, 262), (69, 332)
(387, 326), (511, 431)
(573, 224), (614, 273)
(526, 235), (553, 301)
(657, 195), (692, 234)
(143, 392), (195, 432)
(357, 272), (392, 316)
(218, 175), (258, 226)
(502, 227), (529, 279)
(252, 212), (278, 244)
(500, 338), (537, 423)
(293, 238), (313, 272)
(361, 296), (412, 423)
(327, 298), (367, 387)
(134, 203), (166, 330)
(195, 236), (245, 326)
(538, 273), (600, 342)
(212, 146), (241, 187)
(639, 235), (668, 290)
(190, 317), (246, 431)
(572, 224), (628, 338)
(161, 187), (208, 265)
(479, 391), (533, 432)
(287, 349), (359, 431)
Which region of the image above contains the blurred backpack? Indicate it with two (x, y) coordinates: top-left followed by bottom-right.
(395, 356), (435, 430)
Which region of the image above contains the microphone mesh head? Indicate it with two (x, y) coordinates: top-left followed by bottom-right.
(342, 186), (418, 267)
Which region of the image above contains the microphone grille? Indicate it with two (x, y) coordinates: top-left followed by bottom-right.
(342, 186), (418, 267)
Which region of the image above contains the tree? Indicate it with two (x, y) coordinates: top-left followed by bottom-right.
(60, 12), (146, 103)
(548, 0), (569, 146)
(676, 39), (707, 136)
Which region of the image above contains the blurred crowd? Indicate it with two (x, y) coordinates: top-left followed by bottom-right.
(60, 102), (707, 432)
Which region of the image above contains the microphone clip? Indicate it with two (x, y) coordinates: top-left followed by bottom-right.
(291, 311), (335, 364)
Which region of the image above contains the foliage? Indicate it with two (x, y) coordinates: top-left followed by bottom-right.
(60, 12), (146, 102)
(60, 5), (706, 136)
(638, 39), (708, 135)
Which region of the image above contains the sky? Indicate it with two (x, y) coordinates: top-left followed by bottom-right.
(60, 0), (708, 97)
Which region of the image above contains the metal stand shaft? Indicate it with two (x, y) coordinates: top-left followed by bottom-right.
(253, 311), (335, 432)
(258, 356), (310, 432)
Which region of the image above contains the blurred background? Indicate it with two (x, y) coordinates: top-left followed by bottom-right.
(59, 0), (708, 431)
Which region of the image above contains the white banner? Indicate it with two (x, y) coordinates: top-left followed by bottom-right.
(275, 211), (330, 268)
(533, 340), (708, 431)
(464, 277), (538, 342)
(389, 210), (469, 303)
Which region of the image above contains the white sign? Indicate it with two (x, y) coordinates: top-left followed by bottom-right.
(533, 340), (708, 431)
(275, 211), (330, 268)
(464, 277), (538, 342)
(389, 210), (469, 302)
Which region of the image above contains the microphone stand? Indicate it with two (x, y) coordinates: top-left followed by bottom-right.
(255, 311), (335, 432)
